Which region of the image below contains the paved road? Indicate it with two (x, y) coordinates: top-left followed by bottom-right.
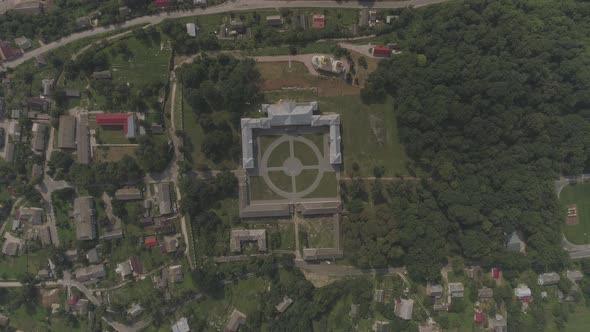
(1, 0), (448, 70)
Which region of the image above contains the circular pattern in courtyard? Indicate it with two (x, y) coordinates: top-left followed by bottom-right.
(260, 134), (326, 200)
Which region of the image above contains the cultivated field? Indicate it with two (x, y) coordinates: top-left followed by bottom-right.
(561, 182), (590, 244)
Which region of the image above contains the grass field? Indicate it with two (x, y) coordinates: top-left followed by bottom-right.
(267, 141), (291, 167)
(95, 126), (130, 144)
(249, 176), (283, 201)
(107, 37), (171, 86)
(296, 169), (319, 192)
(268, 171), (293, 193)
(561, 182), (590, 244)
(93, 145), (137, 162)
(294, 140), (320, 166)
(0, 249), (50, 279)
(304, 172), (338, 199)
(300, 215), (336, 248)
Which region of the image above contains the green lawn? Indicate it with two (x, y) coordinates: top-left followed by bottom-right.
(268, 171), (293, 193)
(249, 176), (283, 201)
(95, 126), (130, 144)
(321, 96), (409, 176)
(294, 140), (320, 166)
(561, 182), (590, 244)
(301, 216), (335, 248)
(108, 37), (171, 85)
(304, 172), (338, 199)
(296, 169), (319, 193)
(0, 249), (50, 279)
(267, 141), (291, 168)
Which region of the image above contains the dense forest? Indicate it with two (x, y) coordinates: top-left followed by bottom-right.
(362, 0), (590, 276)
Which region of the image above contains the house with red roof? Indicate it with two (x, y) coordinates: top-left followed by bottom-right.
(474, 310), (484, 324)
(95, 113), (138, 139)
(491, 267), (501, 280)
(153, 0), (169, 8)
(372, 45), (392, 57)
(0, 41), (23, 62)
(67, 294), (79, 306)
(312, 14), (325, 29)
(145, 236), (157, 248)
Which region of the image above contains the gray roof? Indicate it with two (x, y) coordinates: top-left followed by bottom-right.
(76, 114), (90, 164)
(92, 70), (112, 80)
(58, 115), (76, 149)
(74, 196), (97, 240)
(157, 182), (172, 215)
(77, 17), (92, 28)
(39, 225), (52, 246)
(116, 261), (132, 278)
(168, 265), (183, 283)
(427, 284), (443, 296)
(538, 272), (561, 286)
(448, 282), (464, 293)
(32, 123), (48, 151)
(394, 298), (414, 320)
(4, 142), (15, 163)
(74, 264), (106, 283)
(275, 297), (293, 313)
(14, 36), (31, 49)
(374, 289), (384, 302)
(2, 240), (20, 256)
(567, 270), (583, 282)
(225, 309), (247, 332)
(19, 207), (44, 225)
(297, 201), (342, 216)
(241, 101), (341, 168)
(127, 303), (144, 317)
(115, 188), (142, 200)
(230, 229), (267, 252)
(186, 23), (196, 37)
(171, 317), (190, 332)
(302, 248), (343, 261)
(0, 313), (8, 327)
(31, 164), (43, 178)
(478, 287), (493, 298)
(163, 235), (178, 253)
(86, 248), (99, 264)
(64, 89), (80, 97)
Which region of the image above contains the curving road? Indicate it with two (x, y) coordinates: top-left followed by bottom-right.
(1, 0), (448, 70)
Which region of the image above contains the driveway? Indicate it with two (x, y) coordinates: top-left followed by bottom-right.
(1, 0), (449, 70)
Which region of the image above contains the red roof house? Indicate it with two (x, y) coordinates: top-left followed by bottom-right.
(145, 236), (157, 248)
(474, 310), (484, 323)
(67, 294), (79, 306)
(312, 14), (325, 29)
(95, 113), (137, 139)
(153, 0), (169, 8)
(491, 268), (500, 280)
(372, 45), (392, 57)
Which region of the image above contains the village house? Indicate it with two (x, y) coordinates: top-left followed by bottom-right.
(567, 270), (583, 283)
(373, 289), (384, 303)
(275, 297), (293, 313)
(75, 264), (106, 283)
(538, 272), (560, 286)
(489, 314), (507, 332)
(2, 238), (21, 256)
(127, 303), (144, 318)
(506, 231), (525, 253)
(92, 70), (112, 80)
(225, 309), (247, 332)
(27, 96), (50, 112)
(14, 36), (32, 50)
(42, 78), (53, 96)
(74, 196), (97, 240)
(31, 123), (48, 152)
(478, 286), (494, 300)
(18, 207), (44, 225)
(426, 284), (443, 298)
(0, 313), (9, 328)
(372, 320), (390, 332)
(394, 298), (414, 320)
(448, 282), (464, 298)
(116, 260), (132, 279)
(514, 284), (532, 302)
(114, 187), (142, 201)
(349, 303), (359, 318)
(171, 316), (190, 332)
(163, 234), (178, 253)
(157, 182), (172, 215)
(76, 16), (92, 29)
(230, 229), (267, 252)
(266, 15), (283, 27)
(58, 115), (76, 149)
(311, 14), (325, 29)
(86, 247), (99, 264)
(168, 265), (183, 283)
